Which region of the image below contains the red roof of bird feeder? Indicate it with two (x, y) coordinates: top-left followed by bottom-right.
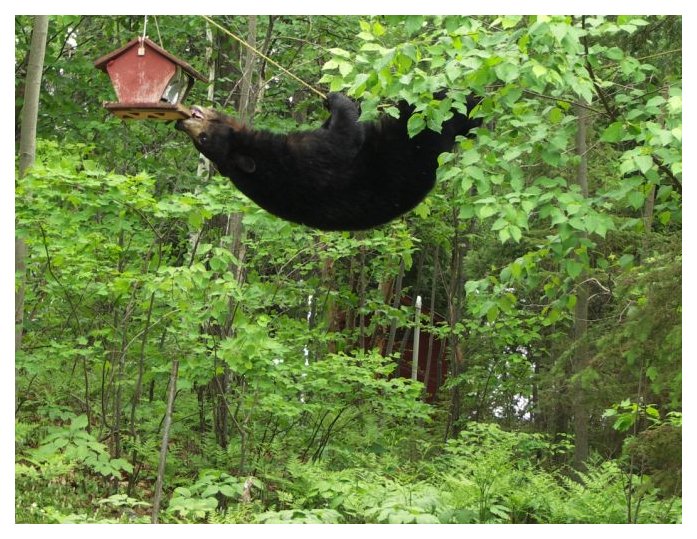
(94, 37), (206, 120)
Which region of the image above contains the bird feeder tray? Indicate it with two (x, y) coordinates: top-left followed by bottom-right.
(104, 102), (192, 120)
(94, 37), (205, 121)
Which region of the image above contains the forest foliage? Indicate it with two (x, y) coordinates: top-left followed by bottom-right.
(14, 14), (681, 524)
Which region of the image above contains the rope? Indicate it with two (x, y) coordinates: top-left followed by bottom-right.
(201, 15), (327, 100)
(153, 16), (164, 49)
(142, 15), (148, 41)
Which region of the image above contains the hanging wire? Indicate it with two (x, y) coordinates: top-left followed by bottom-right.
(201, 15), (326, 100)
(142, 15), (148, 41)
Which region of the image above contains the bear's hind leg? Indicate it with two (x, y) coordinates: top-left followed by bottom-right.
(323, 93), (365, 155)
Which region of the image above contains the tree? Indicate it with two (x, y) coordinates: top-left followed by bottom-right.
(571, 98), (591, 469)
(16, 15), (48, 354)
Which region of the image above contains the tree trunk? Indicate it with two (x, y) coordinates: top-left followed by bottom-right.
(422, 247), (439, 396)
(197, 20), (216, 180)
(151, 359), (179, 523)
(445, 217), (467, 439)
(16, 16), (49, 412)
(384, 259), (405, 357)
(215, 14), (258, 463)
(16, 15), (48, 353)
(239, 15), (258, 126)
(18, 16), (48, 178)
(642, 86), (669, 238)
(572, 100), (591, 470)
(358, 242), (367, 351)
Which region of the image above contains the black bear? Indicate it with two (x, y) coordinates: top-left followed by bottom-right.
(176, 92), (481, 231)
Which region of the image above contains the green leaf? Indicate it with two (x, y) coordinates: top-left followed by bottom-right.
(521, 199), (536, 215)
(548, 107), (564, 124)
(372, 21), (386, 37)
(459, 149), (480, 167)
(565, 260), (584, 280)
(627, 190), (645, 210)
(541, 147), (561, 167)
(567, 294), (577, 310)
(658, 211), (672, 225)
(645, 95), (666, 108)
(328, 47), (352, 59)
(501, 15), (522, 29)
(338, 61), (353, 77)
(404, 16), (424, 35)
(445, 61), (461, 83)
(478, 204), (498, 220)
(486, 304), (500, 323)
(645, 403), (660, 416)
(491, 217), (507, 231)
(109, 458), (133, 473)
(509, 225), (522, 243)
(415, 514), (440, 524)
(634, 155), (654, 174)
(209, 256), (228, 272)
(407, 113), (426, 137)
(511, 260), (523, 279)
(498, 226), (511, 243)
(605, 47), (624, 60)
(494, 62), (519, 83)
(329, 76), (344, 92)
(219, 484), (241, 498)
(71, 415), (89, 430)
(600, 122), (625, 143)
(618, 254), (635, 268)
(532, 62), (547, 78)
(668, 95), (682, 113)
(613, 414), (635, 432)
(413, 202), (430, 219)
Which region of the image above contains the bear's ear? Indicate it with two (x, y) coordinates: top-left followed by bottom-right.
(233, 154), (256, 173)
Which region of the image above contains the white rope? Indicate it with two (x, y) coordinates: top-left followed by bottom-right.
(153, 16), (164, 48)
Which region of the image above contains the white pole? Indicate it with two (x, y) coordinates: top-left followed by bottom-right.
(411, 295), (422, 381)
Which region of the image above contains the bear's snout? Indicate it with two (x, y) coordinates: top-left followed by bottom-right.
(190, 106), (205, 120)
(174, 106), (212, 136)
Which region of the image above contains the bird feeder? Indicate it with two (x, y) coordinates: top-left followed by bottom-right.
(94, 37), (206, 120)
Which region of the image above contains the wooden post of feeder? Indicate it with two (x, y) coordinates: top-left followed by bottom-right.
(94, 37), (206, 120)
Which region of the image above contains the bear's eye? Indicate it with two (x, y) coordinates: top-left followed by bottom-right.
(198, 133), (208, 144)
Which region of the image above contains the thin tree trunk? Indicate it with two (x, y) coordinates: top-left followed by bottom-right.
(358, 242), (367, 351)
(321, 254), (341, 355)
(572, 99), (590, 470)
(643, 86), (669, 238)
(16, 15), (49, 357)
(239, 15), (257, 125)
(197, 20), (216, 179)
(384, 259), (405, 357)
(531, 353), (540, 428)
(127, 291), (155, 494)
(422, 247), (439, 396)
(445, 218), (466, 439)
(18, 16), (48, 178)
(214, 14), (257, 461)
(151, 359), (179, 524)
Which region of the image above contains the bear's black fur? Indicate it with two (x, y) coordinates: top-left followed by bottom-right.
(176, 92), (480, 231)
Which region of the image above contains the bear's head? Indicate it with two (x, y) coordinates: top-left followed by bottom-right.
(176, 107), (256, 174)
